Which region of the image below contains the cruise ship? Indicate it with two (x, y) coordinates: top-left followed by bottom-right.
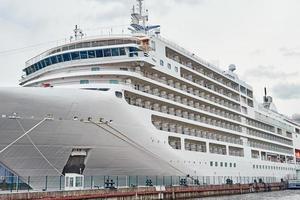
(1, 0), (300, 189)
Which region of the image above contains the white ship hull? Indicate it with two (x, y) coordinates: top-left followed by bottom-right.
(0, 87), (296, 186)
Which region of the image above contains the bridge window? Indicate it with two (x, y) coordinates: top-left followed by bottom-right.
(44, 58), (51, 67)
(57, 54), (63, 62)
(63, 53), (71, 62)
(119, 47), (126, 56)
(80, 51), (88, 59)
(88, 50), (96, 58)
(51, 56), (58, 64)
(71, 52), (80, 60)
(96, 49), (103, 57)
(103, 49), (112, 57)
(112, 48), (119, 56)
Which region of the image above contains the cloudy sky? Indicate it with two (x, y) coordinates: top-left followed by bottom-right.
(0, 0), (300, 117)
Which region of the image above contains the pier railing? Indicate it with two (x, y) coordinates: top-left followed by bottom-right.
(0, 175), (286, 193)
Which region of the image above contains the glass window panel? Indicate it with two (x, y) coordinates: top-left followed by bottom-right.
(71, 52), (80, 60)
(30, 66), (35, 73)
(40, 60), (46, 68)
(91, 67), (100, 71)
(44, 58), (51, 66)
(37, 62), (42, 69)
(103, 49), (112, 57)
(96, 49), (103, 57)
(50, 56), (58, 64)
(88, 50), (96, 58)
(111, 48), (119, 56)
(63, 53), (71, 62)
(80, 80), (89, 84)
(119, 47), (126, 56)
(80, 51), (88, 59)
(57, 54), (63, 63)
(109, 80), (119, 84)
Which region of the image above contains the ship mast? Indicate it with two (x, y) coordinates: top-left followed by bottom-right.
(129, 0), (160, 35)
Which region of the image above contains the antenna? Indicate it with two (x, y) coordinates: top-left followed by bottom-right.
(129, 0), (160, 35)
(73, 25), (84, 40)
(264, 87), (267, 97)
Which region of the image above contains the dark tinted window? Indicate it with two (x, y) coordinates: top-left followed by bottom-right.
(96, 49), (103, 57)
(88, 50), (95, 58)
(119, 47), (126, 56)
(50, 56), (57, 64)
(71, 52), (80, 60)
(44, 58), (51, 66)
(112, 48), (119, 56)
(80, 51), (88, 59)
(57, 54), (63, 63)
(37, 62), (42, 69)
(40, 60), (46, 68)
(103, 49), (111, 57)
(63, 53), (71, 61)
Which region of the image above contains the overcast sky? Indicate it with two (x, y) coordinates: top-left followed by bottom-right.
(0, 0), (300, 117)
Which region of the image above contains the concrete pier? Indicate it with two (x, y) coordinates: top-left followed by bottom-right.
(0, 182), (286, 200)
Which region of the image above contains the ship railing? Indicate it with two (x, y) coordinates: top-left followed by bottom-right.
(0, 175), (288, 193)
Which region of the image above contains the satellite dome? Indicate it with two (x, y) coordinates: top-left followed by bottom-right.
(228, 64), (236, 72)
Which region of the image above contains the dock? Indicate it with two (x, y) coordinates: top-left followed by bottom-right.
(0, 182), (286, 200)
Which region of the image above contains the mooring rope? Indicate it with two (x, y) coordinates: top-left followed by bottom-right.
(16, 119), (63, 176)
(89, 120), (186, 176)
(0, 118), (47, 155)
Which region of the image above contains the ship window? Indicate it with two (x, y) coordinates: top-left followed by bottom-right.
(71, 52), (80, 60)
(44, 58), (51, 66)
(220, 162), (223, 167)
(160, 60), (164, 66)
(91, 67), (100, 71)
(63, 53), (71, 61)
(167, 63), (171, 69)
(50, 56), (58, 64)
(40, 60), (46, 68)
(115, 91), (123, 98)
(103, 48), (112, 57)
(96, 49), (103, 57)
(225, 162), (227, 167)
(210, 161), (213, 166)
(233, 163), (236, 168)
(57, 54), (63, 63)
(88, 50), (96, 58)
(80, 51), (88, 59)
(175, 66), (178, 72)
(80, 80), (89, 84)
(215, 162), (218, 167)
(109, 80), (119, 84)
(119, 47), (126, 55)
(229, 163), (232, 167)
(112, 48), (119, 56)
(36, 63), (41, 70)
(33, 64), (38, 71)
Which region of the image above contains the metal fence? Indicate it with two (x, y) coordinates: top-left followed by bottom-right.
(0, 175), (283, 193)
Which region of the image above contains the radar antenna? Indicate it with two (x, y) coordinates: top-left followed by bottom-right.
(129, 0), (160, 35)
(72, 25), (84, 41)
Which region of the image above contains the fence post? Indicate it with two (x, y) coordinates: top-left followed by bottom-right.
(16, 176), (19, 192)
(59, 175), (62, 190)
(117, 176), (119, 188)
(91, 176), (93, 189)
(171, 176), (173, 186)
(28, 176), (30, 192)
(45, 176), (48, 191)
